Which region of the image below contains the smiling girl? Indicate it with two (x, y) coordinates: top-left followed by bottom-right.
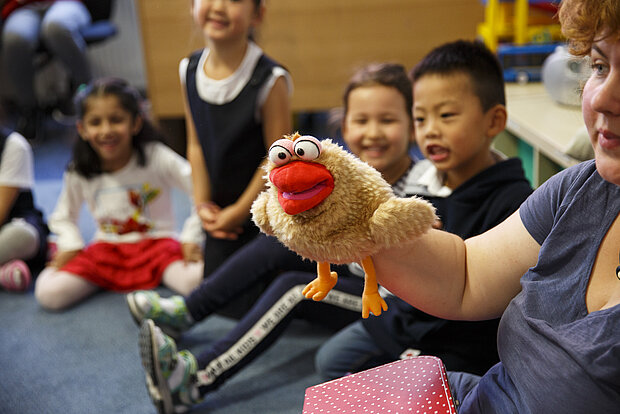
(34, 78), (205, 311)
(182, 0), (292, 283)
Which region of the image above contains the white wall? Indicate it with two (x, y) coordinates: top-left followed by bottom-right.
(88, 0), (147, 91)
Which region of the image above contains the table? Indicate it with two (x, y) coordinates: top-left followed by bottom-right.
(498, 82), (585, 186)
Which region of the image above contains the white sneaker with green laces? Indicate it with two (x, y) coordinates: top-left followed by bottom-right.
(127, 291), (194, 338)
(139, 319), (202, 414)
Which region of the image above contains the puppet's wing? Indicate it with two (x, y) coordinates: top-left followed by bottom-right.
(369, 196), (436, 249)
(250, 191), (275, 236)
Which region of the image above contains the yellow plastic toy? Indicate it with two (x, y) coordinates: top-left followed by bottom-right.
(477, 0), (563, 51)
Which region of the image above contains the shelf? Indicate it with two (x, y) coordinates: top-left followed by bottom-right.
(501, 82), (584, 186)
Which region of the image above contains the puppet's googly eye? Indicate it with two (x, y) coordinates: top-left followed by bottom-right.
(268, 145), (292, 166)
(294, 136), (322, 161)
(268, 139), (294, 166)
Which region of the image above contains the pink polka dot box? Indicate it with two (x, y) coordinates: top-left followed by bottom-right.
(303, 355), (456, 413)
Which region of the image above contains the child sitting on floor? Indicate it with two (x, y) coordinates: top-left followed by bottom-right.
(315, 39), (533, 380)
(34, 77), (204, 311)
(0, 117), (49, 292)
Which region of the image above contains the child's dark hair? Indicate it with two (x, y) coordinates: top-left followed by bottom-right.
(70, 77), (165, 178)
(410, 40), (505, 111)
(343, 62), (413, 122)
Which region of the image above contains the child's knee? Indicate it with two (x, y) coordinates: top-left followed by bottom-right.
(314, 344), (335, 379)
(2, 32), (31, 55)
(184, 261), (204, 289)
(34, 271), (69, 311)
(0, 220), (39, 261)
(40, 21), (72, 46)
(163, 260), (204, 296)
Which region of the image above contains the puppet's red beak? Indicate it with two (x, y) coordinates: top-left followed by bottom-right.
(269, 160), (334, 215)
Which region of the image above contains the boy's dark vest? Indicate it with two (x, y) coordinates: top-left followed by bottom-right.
(185, 51), (280, 208)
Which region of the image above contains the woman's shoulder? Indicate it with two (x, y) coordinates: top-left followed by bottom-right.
(537, 159), (599, 199)
(555, 159), (598, 181)
(520, 160), (602, 244)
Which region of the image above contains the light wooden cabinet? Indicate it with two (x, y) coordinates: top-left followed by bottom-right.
(137, 0), (484, 119)
(494, 83), (584, 187)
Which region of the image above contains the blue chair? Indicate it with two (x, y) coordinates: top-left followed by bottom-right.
(80, 0), (117, 45)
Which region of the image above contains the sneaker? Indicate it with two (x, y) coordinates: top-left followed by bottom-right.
(127, 291), (193, 338)
(139, 319), (202, 414)
(0, 260), (32, 292)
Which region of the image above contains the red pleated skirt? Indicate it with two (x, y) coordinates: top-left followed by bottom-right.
(60, 238), (183, 291)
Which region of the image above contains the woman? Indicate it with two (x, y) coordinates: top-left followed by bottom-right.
(372, 0), (620, 412)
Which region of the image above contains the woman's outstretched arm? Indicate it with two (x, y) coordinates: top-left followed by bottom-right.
(373, 210), (541, 321)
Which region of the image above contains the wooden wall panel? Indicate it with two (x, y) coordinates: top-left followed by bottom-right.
(137, 0), (483, 118)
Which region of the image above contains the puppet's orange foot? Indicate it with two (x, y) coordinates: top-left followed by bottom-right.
(302, 272), (338, 301)
(362, 292), (388, 318)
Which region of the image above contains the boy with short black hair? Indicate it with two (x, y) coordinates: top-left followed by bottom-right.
(316, 39), (533, 379)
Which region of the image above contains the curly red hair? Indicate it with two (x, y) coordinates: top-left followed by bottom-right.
(559, 0), (620, 56)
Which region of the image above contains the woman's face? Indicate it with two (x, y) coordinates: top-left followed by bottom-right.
(582, 34), (620, 185)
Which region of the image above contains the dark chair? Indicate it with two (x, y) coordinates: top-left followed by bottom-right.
(36, 0), (117, 67)
(35, 0), (117, 126)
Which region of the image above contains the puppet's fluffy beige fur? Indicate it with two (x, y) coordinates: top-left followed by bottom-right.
(251, 136), (436, 264)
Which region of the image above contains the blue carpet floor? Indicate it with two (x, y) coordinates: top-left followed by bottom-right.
(0, 288), (332, 413)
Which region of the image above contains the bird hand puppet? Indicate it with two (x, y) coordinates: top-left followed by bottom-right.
(251, 133), (436, 318)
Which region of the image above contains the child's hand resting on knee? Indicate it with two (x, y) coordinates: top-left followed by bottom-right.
(182, 243), (202, 263)
(48, 249), (81, 269)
